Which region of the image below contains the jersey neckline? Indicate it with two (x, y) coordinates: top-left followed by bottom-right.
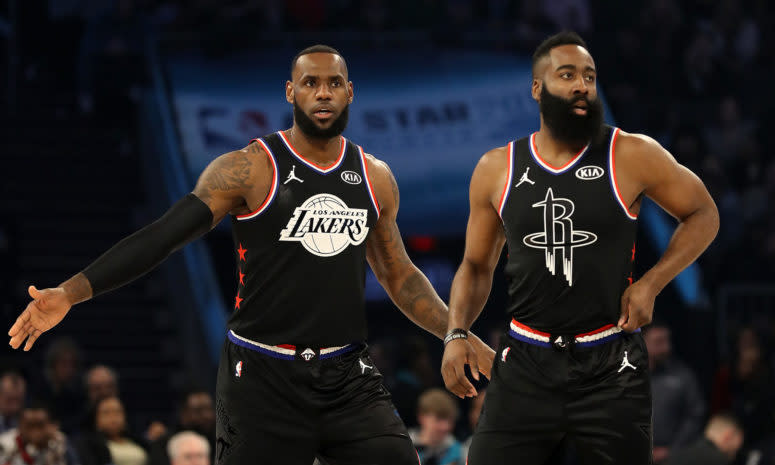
(277, 130), (346, 174)
(529, 132), (590, 175)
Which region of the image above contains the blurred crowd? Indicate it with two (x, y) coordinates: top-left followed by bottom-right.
(0, 336), (213, 465)
(3, 0), (775, 464)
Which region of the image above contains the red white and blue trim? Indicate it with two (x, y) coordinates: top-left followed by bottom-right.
(508, 320), (552, 348)
(236, 138), (278, 221)
(227, 330), (357, 360)
(358, 145), (381, 220)
(529, 132), (590, 175)
(277, 130), (346, 174)
(508, 319), (636, 348)
(497, 141), (515, 220)
(608, 127), (638, 220)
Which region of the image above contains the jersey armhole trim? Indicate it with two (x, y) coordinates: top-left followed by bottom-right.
(497, 141), (515, 220)
(235, 138), (278, 220)
(358, 146), (381, 220)
(608, 128), (638, 221)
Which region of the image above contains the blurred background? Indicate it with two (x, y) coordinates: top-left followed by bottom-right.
(1, 0), (774, 464)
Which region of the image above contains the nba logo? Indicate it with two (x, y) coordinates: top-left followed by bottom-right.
(501, 347), (511, 362)
(235, 361), (243, 377)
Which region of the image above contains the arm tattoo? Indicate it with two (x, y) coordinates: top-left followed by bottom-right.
(204, 151), (254, 192)
(373, 222), (412, 272)
(395, 270), (448, 339)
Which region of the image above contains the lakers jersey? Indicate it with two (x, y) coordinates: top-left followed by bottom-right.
(228, 131), (380, 346)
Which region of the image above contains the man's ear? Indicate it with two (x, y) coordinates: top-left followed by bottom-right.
(532, 79), (541, 102)
(286, 80), (294, 104)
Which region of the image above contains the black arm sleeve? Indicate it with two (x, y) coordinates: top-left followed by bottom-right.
(82, 193), (214, 297)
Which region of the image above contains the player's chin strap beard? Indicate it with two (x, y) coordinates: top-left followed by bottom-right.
(292, 99), (350, 140)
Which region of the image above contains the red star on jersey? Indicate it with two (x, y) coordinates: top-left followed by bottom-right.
(237, 243), (247, 261)
(234, 292), (243, 309)
(238, 269), (245, 286)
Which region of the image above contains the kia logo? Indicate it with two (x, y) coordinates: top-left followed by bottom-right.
(341, 171), (362, 185)
(575, 165), (604, 180)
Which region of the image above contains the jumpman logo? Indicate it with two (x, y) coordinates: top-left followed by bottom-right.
(284, 165), (304, 184)
(618, 351), (637, 372)
(515, 167), (535, 188)
(359, 358), (373, 374)
(522, 188), (597, 286)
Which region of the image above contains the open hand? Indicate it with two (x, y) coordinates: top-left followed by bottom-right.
(8, 286), (72, 351)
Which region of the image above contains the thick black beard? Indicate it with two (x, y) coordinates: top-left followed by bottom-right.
(293, 99), (349, 139)
(539, 86), (604, 145)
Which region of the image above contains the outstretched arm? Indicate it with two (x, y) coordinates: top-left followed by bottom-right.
(8, 143), (270, 350)
(615, 132), (719, 331)
(364, 154), (495, 379)
(441, 147), (508, 398)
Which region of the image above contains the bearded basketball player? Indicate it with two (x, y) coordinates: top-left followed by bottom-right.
(440, 32), (719, 465)
(8, 45), (495, 465)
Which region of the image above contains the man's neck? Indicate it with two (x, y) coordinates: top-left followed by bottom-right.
(285, 127), (342, 166)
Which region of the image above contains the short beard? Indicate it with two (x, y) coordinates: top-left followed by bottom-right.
(539, 86), (604, 145)
(293, 99), (349, 139)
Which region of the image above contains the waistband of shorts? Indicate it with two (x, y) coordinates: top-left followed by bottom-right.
(508, 319), (639, 349)
(227, 330), (359, 360)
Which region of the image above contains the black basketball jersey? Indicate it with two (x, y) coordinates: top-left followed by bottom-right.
(498, 125), (638, 334)
(228, 131), (380, 346)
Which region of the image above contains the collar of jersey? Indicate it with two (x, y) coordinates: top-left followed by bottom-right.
(277, 130), (347, 174)
(529, 132), (590, 175)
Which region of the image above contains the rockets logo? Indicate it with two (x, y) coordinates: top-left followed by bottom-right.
(523, 188), (597, 286)
(280, 194), (369, 257)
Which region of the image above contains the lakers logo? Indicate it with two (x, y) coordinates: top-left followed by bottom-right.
(279, 194), (369, 257)
(523, 188), (597, 286)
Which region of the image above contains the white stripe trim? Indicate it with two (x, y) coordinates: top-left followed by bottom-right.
(529, 132), (590, 174)
(574, 326), (622, 344)
(236, 139), (279, 221)
(228, 330), (296, 355)
(608, 128), (638, 220)
(509, 321), (551, 343)
(498, 141), (515, 219)
(277, 131), (346, 174)
(358, 146), (381, 220)
(228, 330), (350, 355)
(320, 344), (351, 355)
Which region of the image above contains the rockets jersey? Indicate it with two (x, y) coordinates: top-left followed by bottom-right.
(498, 125), (638, 334)
(228, 131), (380, 346)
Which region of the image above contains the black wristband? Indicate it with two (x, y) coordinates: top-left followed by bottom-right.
(444, 328), (469, 345)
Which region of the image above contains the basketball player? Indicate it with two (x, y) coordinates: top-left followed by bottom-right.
(8, 45), (495, 464)
(441, 32), (719, 465)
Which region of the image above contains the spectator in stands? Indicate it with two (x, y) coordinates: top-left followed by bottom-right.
(460, 388), (486, 460)
(665, 414), (744, 465)
(644, 321), (705, 464)
(0, 401), (79, 465)
(0, 370), (27, 433)
(84, 365), (119, 406)
(409, 388), (464, 465)
(34, 337), (87, 434)
(711, 327), (775, 447)
(148, 389), (215, 465)
(167, 431), (209, 465)
(76, 396), (147, 465)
